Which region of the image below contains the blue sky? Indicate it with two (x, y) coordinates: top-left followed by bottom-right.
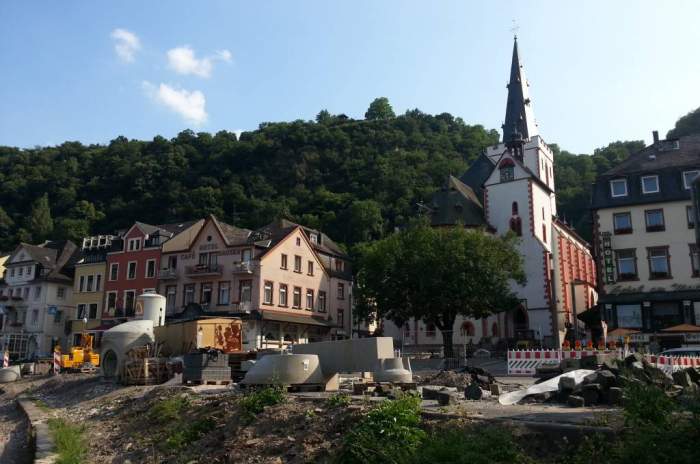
(1, 1), (699, 153)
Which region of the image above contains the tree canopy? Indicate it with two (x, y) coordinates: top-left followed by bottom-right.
(365, 97), (396, 120)
(354, 224), (525, 357)
(667, 106), (700, 139)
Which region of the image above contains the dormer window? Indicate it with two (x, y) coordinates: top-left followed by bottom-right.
(610, 178), (628, 198)
(499, 158), (515, 182)
(683, 170), (699, 190)
(641, 175), (659, 194)
(127, 238), (141, 251)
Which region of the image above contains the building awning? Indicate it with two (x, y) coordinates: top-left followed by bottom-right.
(260, 310), (333, 328)
(599, 290), (700, 304)
(608, 328), (639, 338)
(661, 323), (700, 333)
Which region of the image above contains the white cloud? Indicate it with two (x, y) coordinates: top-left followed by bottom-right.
(166, 46), (232, 78)
(111, 28), (141, 63)
(143, 81), (207, 125)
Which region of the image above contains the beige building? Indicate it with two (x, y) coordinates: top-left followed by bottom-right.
(592, 133), (700, 347)
(159, 216), (355, 350)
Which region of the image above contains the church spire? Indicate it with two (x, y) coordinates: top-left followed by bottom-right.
(502, 36), (538, 148)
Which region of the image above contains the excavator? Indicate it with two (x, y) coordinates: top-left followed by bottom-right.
(59, 333), (100, 373)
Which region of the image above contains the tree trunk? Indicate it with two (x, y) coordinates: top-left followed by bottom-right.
(442, 327), (455, 359)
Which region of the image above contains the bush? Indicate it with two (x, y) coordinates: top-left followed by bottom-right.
(239, 387), (286, 422)
(48, 418), (88, 464)
(327, 393), (351, 408)
(336, 393), (425, 464)
(622, 381), (675, 427)
(165, 417), (216, 449)
(411, 426), (533, 464)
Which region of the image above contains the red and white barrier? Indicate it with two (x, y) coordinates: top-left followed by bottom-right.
(53, 349), (61, 375)
(645, 355), (700, 375)
(507, 349), (561, 375)
(2, 350), (8, 368)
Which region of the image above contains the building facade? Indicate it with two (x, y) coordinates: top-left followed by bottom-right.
(0, 241), (78, 359)
(159, 216), (355, 350)
(385, 37), (597, 351)
(592, 134), (700, 347)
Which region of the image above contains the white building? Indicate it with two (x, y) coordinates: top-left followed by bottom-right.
(384, 37), (597, 351)
(0, 241), (79, 359)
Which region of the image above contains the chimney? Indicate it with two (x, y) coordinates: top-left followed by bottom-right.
(652, 130), (659, 144)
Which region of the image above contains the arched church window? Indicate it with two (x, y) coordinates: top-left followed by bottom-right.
(512, 202), (519, 215)
(499, 158), (515, 182)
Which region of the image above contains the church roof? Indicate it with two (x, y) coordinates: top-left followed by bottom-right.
(458, 152), (495, 199)
(502, 37), (538, 145)
(430, 176), (488, 228)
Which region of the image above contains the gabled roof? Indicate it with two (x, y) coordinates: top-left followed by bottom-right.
(255, 218), (348, 259)
(6, 240), (79, 282)
(430, 176), (488, 228)
(604, 135), (700, 176)
(458, 152), (496, 200)
(156, 220), (200, 236)
(186, 215), (252, 249)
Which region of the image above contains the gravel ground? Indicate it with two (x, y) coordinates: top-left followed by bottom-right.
(0, 378), (44, 464)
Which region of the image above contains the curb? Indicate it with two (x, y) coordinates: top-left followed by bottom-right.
(16, 396), (58, 464)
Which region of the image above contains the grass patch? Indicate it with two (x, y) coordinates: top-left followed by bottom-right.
(33, 399), (52, 413)
(147, 395), (191, 424)
(48, 418), (88, 464)
(164, 417), (216, 450)
(238, 387), (286, 422)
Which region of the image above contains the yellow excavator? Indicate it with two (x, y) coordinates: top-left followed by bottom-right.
(60, 333), (100, 373)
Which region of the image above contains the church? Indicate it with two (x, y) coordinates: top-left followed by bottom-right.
(385, 38), (598, 351)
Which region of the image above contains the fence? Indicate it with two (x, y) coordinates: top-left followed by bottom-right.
(507, 349), (700, 376)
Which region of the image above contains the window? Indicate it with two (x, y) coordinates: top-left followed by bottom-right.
(645, 209), (665, 232)
(34, 287), (40, 299)
(687, 206), (695, 229)
(240, 281), (252, 302)
(335, 260), (344, 272)
(166, 286), (177, 313)
(307, 261), (314, 276)
(10, 268), (14, 277)
(648, 247), (671, 279)
(89, 304), (98, 319)
(109, 263), (118, 281)
(337, 308), (344, 328)
(54, 310), (63, 323)
(127, 238), (141, 251)
(77, 304), (87, 320)
(199, 252), (209, 265)
(306, 289), (314, 310)
(264, 281), (273, 305)
(107, 292), (117, 312)
(23, 287), (29, 299)
(86, 275), (94, 292)
(95, 274), (101, 292)
(184, 284), (195, 305)
(509, 216), (522, 236)
(145, 259), (156, 278)
(31, 309), (39, 325)
(617, 304), (642, 328)
(461, 321), (475, 337)
(293, 287), (302, 308)
(279, 284), (288, 306)
(337, 283), (345, 300)
(218, 282), (230, 305)
(613, 212), (633, 234)
(18, 267), (23, 277)
(201, 283), (212, 306)
(683, 170), (700, 189)
(691, 245), (700, 277)
(57, 287), (65, 299)
(542, 224), (547, 243)
(610, 179), (628, 197)
(615, 249), (638, 281)
(124, 291), (136, 314)
(641, 175), (660, 194)
(499, 158), (515, 182)
(310, 233), (319, 244)
(296, 237), (301, 246)
(425, 323), (436, 338)
(167, 255), (178, 269)
(242, 249), (252, 262)
(294, 255), (302, 273)
(127, 262), (137, 279)
(318, 291), (327, 313)
(79, 275), (85, 292)
(281, 254), (288, 269)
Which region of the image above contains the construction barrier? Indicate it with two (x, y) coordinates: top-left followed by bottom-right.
(53, 349), (61, 375)
(2, 350), (8, 368)
(645, 355), (700, 375)
(507, 349), (561, 375)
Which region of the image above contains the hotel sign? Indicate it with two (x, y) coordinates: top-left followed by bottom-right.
(601, 232), (615, 284)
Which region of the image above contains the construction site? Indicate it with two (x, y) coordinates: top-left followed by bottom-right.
(0, 293), (699, 463)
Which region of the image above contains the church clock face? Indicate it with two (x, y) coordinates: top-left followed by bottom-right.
(500, 166), (514, 182)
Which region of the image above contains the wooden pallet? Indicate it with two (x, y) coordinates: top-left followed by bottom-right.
(123, 357), (170, 385)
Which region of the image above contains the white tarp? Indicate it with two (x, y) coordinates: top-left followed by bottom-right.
(498, 369), (594, 405)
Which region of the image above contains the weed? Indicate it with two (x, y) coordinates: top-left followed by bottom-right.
(34, 399), (52, 413)
(147, 395), (190, 424)
(622, 381), (675, 427)
(336, 393), (425, 464)
(48, 418), (88, 464)
(164, 417), (216, 449)
(238, 387), (286, 422)
(327, 393), (351, 408)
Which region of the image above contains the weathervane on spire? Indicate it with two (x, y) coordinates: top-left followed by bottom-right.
(510, 19), (519, 39)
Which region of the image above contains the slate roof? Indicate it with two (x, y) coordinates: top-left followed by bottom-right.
(458, 152), (495, 199)
(430, 176), (488, 228)
(156, 220), (200, 236)
(591, 135), (700, 209)
(6, 240), (79, 282)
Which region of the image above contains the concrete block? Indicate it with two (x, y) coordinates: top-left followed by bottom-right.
(582, 384), (601, 405)
(464, 383), (486, 400)
(567, 395), (585, 407)
(436, 390), (457, 406)
(608, 387), (623, 406)
(291, 337), (395, 374)
(559, 376), (577, 391)
(672, 371), (692, 388)
(489, 383), (501, 396)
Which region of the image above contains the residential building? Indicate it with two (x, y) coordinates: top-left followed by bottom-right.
(0, 241), (79, 359)
(68, 235), (118, 346)
(591, 133), (700, 347)
(103, 221), (198, 321)
(160, 215), (355, 349)
(384, 37), (597, 351)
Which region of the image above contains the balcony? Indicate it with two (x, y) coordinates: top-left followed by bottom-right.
(232, 261), (257, 274)
(185, 263), (223, 277)
(158, 268), (178, 280)
(230, 301), (253, 313)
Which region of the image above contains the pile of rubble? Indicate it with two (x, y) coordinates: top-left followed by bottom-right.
(420, 366), (501, 405)
(530, 353), (700, 408)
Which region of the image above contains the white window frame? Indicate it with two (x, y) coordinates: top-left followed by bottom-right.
(263, 281), (273, 305)
(86, 275), (94, 292)
(683, 170), (700, 190)
(610, 178), (628, 197)
(641, 175), (660, 194)
(218, 282), (230, 306)
(127, 261), (137, 280)
(109, 263), (119, 281)
(306, 289), (314, 310)
(279, 284), (288, 306)
(95, 274), (102, 292)
(127, 238), (141, 252)
(145, 259), (156, 279)
(57, 287), (65, 299)
(77, 303), (87, 320)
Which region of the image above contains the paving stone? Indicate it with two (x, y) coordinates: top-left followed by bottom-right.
(567, 395), (585, 408)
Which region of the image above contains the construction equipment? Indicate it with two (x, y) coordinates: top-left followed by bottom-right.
(60, 333), (100, 373)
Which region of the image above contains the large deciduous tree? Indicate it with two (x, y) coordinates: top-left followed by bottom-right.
(365, 97), (396, 120)
(667, 106), (700, 139)
(28, 194), (53, 242)
(355, 224), (525, 358)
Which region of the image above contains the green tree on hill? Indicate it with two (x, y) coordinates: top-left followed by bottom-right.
(29, 194), (53, 242)
(667, 106), (700, 139)
(365, 97), (396, 120)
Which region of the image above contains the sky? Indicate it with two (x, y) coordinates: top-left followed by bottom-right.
(1, 1), (699, 153)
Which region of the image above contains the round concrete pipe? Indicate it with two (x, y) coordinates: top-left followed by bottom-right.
(374, 357), (413, 383)
(241, 354), (324, 385)
(0, 367), (20, 383)
(100, 320), (155, 380)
